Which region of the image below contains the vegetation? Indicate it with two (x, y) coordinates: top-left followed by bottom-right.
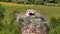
(0, 4), (20, 34)
(0, 0), (60, 5)
(0, 2), (60, 34)
(50, 17), (60, 34)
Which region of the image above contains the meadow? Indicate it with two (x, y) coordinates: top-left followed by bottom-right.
(0, 2), (60, 34)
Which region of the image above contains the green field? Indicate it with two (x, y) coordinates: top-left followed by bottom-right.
(0, 2), (60, 20)
(0, 2), (60, 34)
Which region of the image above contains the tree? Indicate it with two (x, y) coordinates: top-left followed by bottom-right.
(4, 0), (12, 2)
(48, 0), (58, 4)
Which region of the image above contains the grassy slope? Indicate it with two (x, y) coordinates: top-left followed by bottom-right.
(0, 2), (60, 20)
(0, 2), (60, 34)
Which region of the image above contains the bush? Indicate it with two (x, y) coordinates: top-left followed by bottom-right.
(50, 17), (60, 28)
(49, 17), (60, 34)
(0, 4), (21, 34)
(50, 17), (57, 28)
(0, 4), (5, 32)
(0, 4), (5, 20)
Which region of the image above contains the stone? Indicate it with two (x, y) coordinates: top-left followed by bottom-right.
(16, 9), (50, 34)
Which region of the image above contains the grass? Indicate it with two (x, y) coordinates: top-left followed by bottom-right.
(0, 2), (60, 34)
(0, 2), (60, 20)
